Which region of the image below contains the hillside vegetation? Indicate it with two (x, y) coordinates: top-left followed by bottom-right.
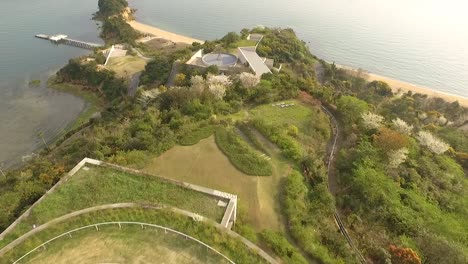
(1, 5), (467, 263)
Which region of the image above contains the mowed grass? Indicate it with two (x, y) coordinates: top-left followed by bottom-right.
(142, 136), (289, 231)
(0, 208), (266, 264)
(0, 165), (225, 248)
(22, 226), (228, 264)
(250, 99), (331, 151)
(250, 100), (313, 132)
(106, 55), (147, 78)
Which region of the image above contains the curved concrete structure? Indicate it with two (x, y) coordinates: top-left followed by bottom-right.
(202, 53), (237, 68)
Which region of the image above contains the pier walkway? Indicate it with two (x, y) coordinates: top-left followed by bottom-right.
(35, 34), (103, 50)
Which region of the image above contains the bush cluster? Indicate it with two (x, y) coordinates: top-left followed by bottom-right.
(214, 127), (272, 176)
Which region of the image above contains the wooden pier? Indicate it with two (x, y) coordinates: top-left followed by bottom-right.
(35, 34), (103, 50)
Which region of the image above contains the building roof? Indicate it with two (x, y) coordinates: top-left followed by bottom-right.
(238, 47), (272, 76)
(247, 34), (264, 42)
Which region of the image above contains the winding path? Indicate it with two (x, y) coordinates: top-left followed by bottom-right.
(321, 105), (367, 264)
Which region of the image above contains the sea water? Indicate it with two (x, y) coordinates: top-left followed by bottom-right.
(1, 0), (467, 168)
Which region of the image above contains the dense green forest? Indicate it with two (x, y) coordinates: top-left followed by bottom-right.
(1, 0), (467, 263)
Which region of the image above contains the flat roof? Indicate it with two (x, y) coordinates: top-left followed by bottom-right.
(238, 47), (271, 76)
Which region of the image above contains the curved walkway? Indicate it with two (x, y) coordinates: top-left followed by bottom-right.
(0, 203), (278, 264)
(13, 222), (235, 264)
(321, 105), (367, 264)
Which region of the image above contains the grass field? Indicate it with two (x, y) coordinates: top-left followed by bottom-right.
(0, 165), (226, 248)
(250, 100), (314, 132)
(106, 56), (147, 78)
(1, 208), (266, 264)
(141, 38), (190, 55)
(250, 100), (331, 153)
(142, 136), (289, 231)
(22, 225), (229, 264)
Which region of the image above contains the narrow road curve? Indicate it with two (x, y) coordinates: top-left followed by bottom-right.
(321, 105), (367, 264)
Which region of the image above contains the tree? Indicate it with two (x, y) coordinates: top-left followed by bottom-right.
(388, 148), (409, 168)
(174, 73), (186, 86)
(207, 73), (232, 87)
(140, 56), (171, 85)
(373, 128), (409, 152)
(361, 112), (385, 130)
(336, 96), (369, 124)
(388, 245), (421, 264)
(239, 72), (260, 88)
(190, 75), (205, 93)
(221, 32), (241, 46)
(97, 0), (128, 17)
(368, 80), (393, 97)
(416, 131), (450, 154)
(392, 118), (413, 135)
(209, 84), (227, 100)
(288, 125), (299, 138)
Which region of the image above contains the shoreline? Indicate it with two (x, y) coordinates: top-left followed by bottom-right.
(128, 20), (204, 44)
(128, 19), (467, 108)
(337, 65), (468, 107)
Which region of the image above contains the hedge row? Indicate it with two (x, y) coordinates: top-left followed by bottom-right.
(214, 127), (272, 176)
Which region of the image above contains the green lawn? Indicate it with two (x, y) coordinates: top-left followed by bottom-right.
(106, 55), (147, 78)
(249, 99), (331, 155)
(250, 100), (314, 132)
(21, 225), (228, 264)
(0, 165), (226, 248)
(0, 208), (267, 264)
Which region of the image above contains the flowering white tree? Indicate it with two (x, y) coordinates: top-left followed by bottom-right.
(190, 75), (205, 93)
(208, 84), (227, 100)
(239, 72), (260, 88)
(388, 148), (409, 168)
(416, 131), (450, 154)
(361, 112), (385, 130)
(392, 118), (413, 135)
(206, 73), (232, 87)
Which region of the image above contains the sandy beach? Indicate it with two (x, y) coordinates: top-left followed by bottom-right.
(128, 20), (203, 45)
(128, 20), (467, 107)
(337, 65), (468, 107)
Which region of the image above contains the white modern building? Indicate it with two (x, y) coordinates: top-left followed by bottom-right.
(237, 46), (272, 76)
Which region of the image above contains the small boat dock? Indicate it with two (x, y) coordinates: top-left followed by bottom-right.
(35, 34), (103, 50)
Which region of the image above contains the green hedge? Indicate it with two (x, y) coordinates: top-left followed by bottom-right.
(260, 230), (308, 264)
(214, 128), (272, 176)
(252, 119), (302, 161)
(237, 123), (269, 154)
(179, 126), (215, 146)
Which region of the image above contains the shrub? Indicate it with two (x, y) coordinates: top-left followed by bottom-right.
(416, 131), (450, 154)
(252, 119), (302, 161)
(260, 230), (308, 264)
(179, 126), (215, 146)
(214, 127), (272, 176)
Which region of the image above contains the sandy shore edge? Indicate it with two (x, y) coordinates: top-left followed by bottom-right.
(128, 20), (467, 108)
(128, 20), (203, 45)
(337, 65), (468, 107)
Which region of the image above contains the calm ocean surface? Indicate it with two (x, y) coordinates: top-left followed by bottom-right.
(0, 0), (101, 168)
(0, 0), (467, 167)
